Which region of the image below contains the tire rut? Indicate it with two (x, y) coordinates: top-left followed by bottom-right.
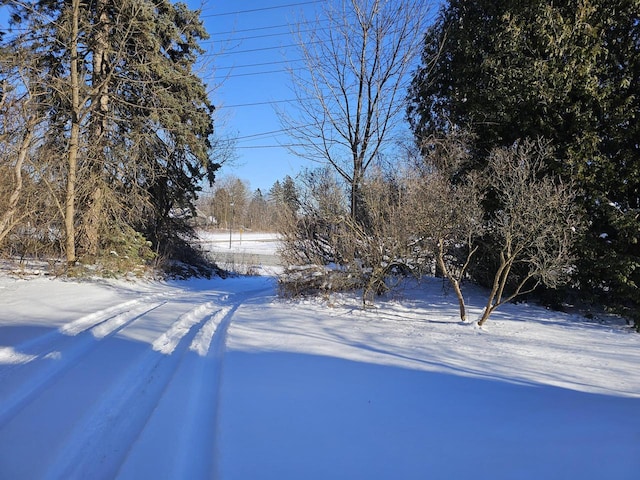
(0, 294), (167, 370)
(0, 299), (169, 428)
(116, 303), (238, 479)
(0, 283), (274, 480)
(42, 300), (227, 480)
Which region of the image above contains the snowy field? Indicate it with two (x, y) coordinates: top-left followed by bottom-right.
(197, 230), (283, 274)
(1, 233), (639, 479)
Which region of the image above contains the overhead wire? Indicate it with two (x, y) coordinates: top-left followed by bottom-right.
(202, 26), (323, 45)
(200, 1), (322, 18)
(224, 67), (306, 79)
(208, 19), (325, 37)
(198, 2), (323, 151)
(209, 42), (316, 57)
(215, 59), (302, 71)
(218, 98), (312, 108)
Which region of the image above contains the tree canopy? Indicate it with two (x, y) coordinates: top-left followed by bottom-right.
(408, 0), (640, 323)
(0, 0), (221, 272)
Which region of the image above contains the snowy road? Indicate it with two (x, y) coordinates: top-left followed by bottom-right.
(1, 268), (639, 479)
(0, 277), (272, 479)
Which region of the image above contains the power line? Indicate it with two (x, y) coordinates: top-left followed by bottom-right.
(209, 20), (322, 37)
(225, 67), (306, 79)
(203, 26), (326, 45)
(216, 59), (301, 71)
(235, 128), (291, 140)
(211, 42), (311, 57)
(200, 1), (321, 18)
(234, 123), (319, 142)
(235, 144), (308, 149)
(218, 98), (311, 108)
(209, 23), (292, 36)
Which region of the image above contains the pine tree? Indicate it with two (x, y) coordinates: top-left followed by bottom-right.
(1, 0), (220, 268)
(408, 0), (640, 325)
(281, 175), (300, 214)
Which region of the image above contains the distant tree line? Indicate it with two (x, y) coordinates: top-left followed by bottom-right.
(196, 175), (300, 233)
(0, 0), (226, 276)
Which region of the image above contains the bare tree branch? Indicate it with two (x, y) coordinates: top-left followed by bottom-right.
(280, 0), (434, 221)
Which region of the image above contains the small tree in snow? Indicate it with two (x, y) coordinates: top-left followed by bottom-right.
(412, 131), (484, 321)
(477, 139), (581, 326)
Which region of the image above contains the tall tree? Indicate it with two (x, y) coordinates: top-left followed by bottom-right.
(111, 0), (219, 259)
(0, 29), (45, 245)
(280, 175), (300, 214)
(281, 0), (433, 222)
(245, 188), (269, 231)
(1, 0), (220, 267)
(408, 0), (640, 324)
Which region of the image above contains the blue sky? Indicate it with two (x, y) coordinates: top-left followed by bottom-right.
(193, 0), (325, 193)
(0, 1), (321, 193)
(0, 1), (435, 194)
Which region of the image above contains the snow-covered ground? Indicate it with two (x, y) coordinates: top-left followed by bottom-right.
(197, 230), (283, 274)
(1, 233), (639, 479)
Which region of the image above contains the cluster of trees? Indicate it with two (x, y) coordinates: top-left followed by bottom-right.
(279, 135), (580, 326)
(408, 0), (639, 326)
(278, 0), (639, 328)
(1, 0), (636, 327)
(0, 0), (223, 275)
(196, 175), (299, 233)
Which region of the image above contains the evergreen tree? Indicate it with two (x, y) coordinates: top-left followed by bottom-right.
(246, 189), (269, 231)
(408, 0), (640, 325)
(281, 175), (300, 214)
(268, 180), (284, 205)
(1, 0), (220, 268)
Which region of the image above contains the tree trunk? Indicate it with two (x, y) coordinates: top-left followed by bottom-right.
(0, 128), (32, 244)
(436, 239), (467, 322)
(477, 306), (492, 327)
(65, 0), (81, 266)
(85, 185), (103, 256)
(451, 279), (467, 322)
(83, 0), (110, 256)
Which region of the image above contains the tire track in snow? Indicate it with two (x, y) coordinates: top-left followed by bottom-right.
(61, 294), (168, 336)
(42, 300), (224, 480)
(152, 301), (216, 354)
(162, 286), (273, 479)
(0, 299), (168, 428)
(0, 294), (166, 368)
(115, 304), (236, 479)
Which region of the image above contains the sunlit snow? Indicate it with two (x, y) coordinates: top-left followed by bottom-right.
(0, 232), (638, 479)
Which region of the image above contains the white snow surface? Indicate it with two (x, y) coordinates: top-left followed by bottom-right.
(1, 233), (639, 479)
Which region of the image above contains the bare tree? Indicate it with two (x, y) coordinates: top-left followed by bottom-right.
(477, 139), (581, 326)
(208, 176), (251, 230)
(357, 167), (426, 302)
(278, 167), (348, 273)
(411, 131), (485, 321)
(281, 0), (433, 221)
(0, 26), (50, 248)
(278, 166), (428, 303)
(0, 80), (35, 245)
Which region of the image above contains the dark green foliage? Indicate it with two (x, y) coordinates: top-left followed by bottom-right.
(77, 226), (156, 278)
(408, 0), (640, 327)
(0, 0), (220, 273)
